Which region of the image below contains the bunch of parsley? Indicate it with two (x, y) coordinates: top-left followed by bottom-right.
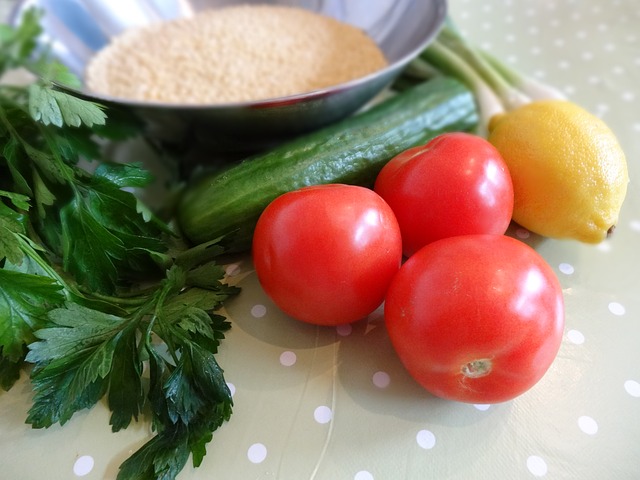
(1, 10), (239, 479)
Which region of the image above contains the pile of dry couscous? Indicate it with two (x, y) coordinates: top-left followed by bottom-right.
(85, 5), (388, 104)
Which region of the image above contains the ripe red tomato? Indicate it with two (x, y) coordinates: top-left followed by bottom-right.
(374, 132), (514, 257)
(252, 184), (403, 326)
(384, 234), (564, 404)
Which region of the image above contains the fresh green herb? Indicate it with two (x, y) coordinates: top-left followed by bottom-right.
(1, 9), (239, 479)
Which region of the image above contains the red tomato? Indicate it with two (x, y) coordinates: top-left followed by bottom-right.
(374, 132), (514, 257)
(252, 184), (402, 326)
(384, 234), (564, 404)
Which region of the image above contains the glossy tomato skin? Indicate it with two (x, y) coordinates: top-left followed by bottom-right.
(374, 132), (514, 257)
(384, 234), (564, 404)
(253, 184), (402, 326)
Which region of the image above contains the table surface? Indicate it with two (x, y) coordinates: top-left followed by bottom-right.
(1, 0), (639, 479)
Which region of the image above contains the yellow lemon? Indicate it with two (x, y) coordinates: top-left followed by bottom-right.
(488, 100), (629, 243)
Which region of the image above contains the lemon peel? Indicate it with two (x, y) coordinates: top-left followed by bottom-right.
(487, 100), (628, 243)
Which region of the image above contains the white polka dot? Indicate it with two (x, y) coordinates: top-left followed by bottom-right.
(587, 75), (601, 85)
(336, 323), (353, 336)
(279, 351), (297, 367)
(595, 103), (610, 117)
(629, 220), (640, 231)
(416, 429), (436, 449)
(474, 404), (491, 411)
(247, 443), (267, 464)
(578, 415), (598, 435)
(354, 471), (374, 480)
(624, 380), (640, 397)
(227, 382), (236, 397)
(558, 263), (575, 275)
(608, 302), (626, 316)
(527, 455), (548, 477)
(314, 405), (332, 424)
(596, 241), (611, 252)
(622, 91), (636, 101)
(515, 228), (530, 239)
(73, 456), (94, 476)
(372, 371), (391, 388)
(251, 304), (267, 318)
(566, 329), (585, 345)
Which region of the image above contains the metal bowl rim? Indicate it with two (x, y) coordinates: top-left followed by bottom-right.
(10, 0), (447, 111)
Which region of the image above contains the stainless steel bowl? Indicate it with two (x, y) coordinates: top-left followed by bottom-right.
(10, 0), (446, 149)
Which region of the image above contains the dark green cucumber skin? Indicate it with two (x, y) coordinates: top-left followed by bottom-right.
(178, 77), (478, 252)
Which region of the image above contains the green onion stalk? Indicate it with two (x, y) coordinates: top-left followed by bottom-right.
(408, 18), (566, 136)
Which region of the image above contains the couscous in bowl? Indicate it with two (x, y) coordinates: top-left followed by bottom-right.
(10, 0), (447, 149)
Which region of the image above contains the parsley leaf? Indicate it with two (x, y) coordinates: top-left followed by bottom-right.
(116, 421), (192, 480)
(1, 135), (33, 197)
(50, 126), (103, 163)
(33, 58), (83, 89)
(59, 174), (168, 292)
(0, 189), (30, 211)
(0, 190), (29, 264)
(60, 195), (127, 292)
(0, 269), (64, 361)
(0, 8), (41, 72)
(29, 84), (106, 128)
(1, 10), (241, 479)
(0, 265), (65, 391)
(94, 161), (155, 189)
(26, 302), (132, 427)
(117, 290), (233, 479)
(107, 322), (144, 431)
(0, 351), (24, 391)
(27, 265), (237, 476)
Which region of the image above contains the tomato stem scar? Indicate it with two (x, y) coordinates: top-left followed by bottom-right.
(461, 359), (492, 378)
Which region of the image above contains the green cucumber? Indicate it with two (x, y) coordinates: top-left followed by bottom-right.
(178, 76), (478, 251)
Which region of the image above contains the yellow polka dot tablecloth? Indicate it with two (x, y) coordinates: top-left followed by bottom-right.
(1, 0), (640, 479)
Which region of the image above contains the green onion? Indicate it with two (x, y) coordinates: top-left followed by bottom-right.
(407, 18), (568, 135)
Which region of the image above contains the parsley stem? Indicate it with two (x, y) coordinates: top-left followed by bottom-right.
(81, 289), (151, 307)
(16, 234), (72, 297)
